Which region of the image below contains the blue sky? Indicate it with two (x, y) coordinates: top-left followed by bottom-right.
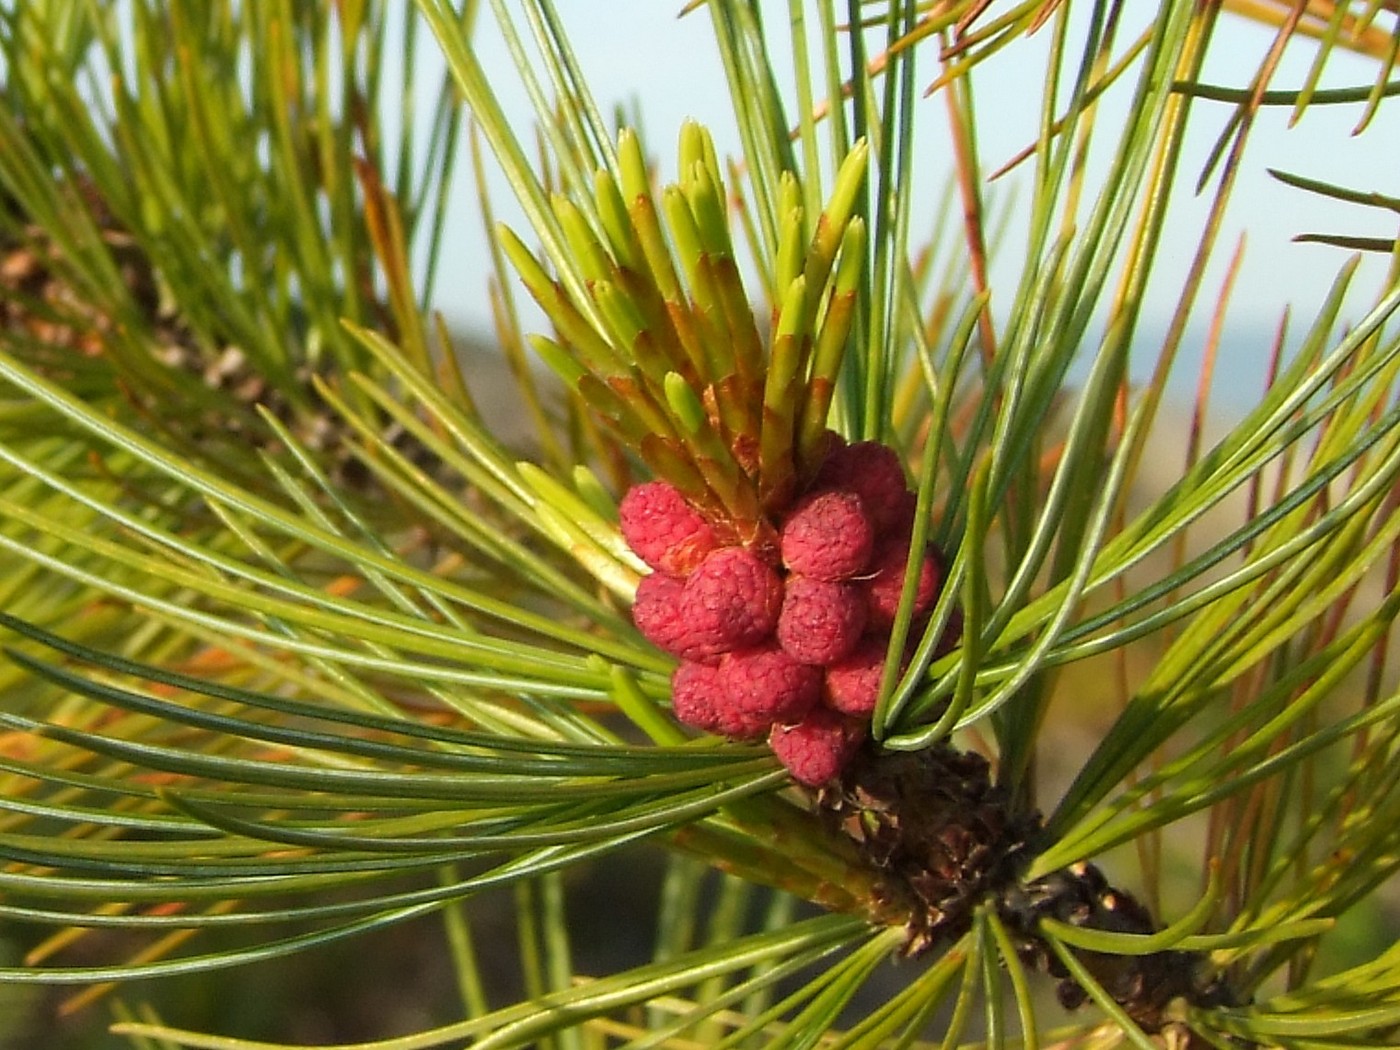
(430, 5), (1399, 405)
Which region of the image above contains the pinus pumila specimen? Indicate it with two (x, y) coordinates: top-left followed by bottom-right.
(0, 3), (1398, 1049)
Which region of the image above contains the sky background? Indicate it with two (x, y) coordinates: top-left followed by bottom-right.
(424, 4), (1400, 410)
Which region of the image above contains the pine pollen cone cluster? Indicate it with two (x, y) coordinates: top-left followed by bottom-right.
(622, 436), (961, 786)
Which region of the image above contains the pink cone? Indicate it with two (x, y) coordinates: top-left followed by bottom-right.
(671, 661), (726, 733)
(813, 441), (910, 532)
(864, 537), (943, 631)
(779, 490), (875, 581)
(717, 644), (822, 734)
(776, 575), (867, 665)
(768, 707), (866, 786)
(824, 636), (904, 717)
(619, 480), (717, 575)
(675, 546), (784, 660)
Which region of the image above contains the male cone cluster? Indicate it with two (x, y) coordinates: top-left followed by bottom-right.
(622, 436), (959, 785)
